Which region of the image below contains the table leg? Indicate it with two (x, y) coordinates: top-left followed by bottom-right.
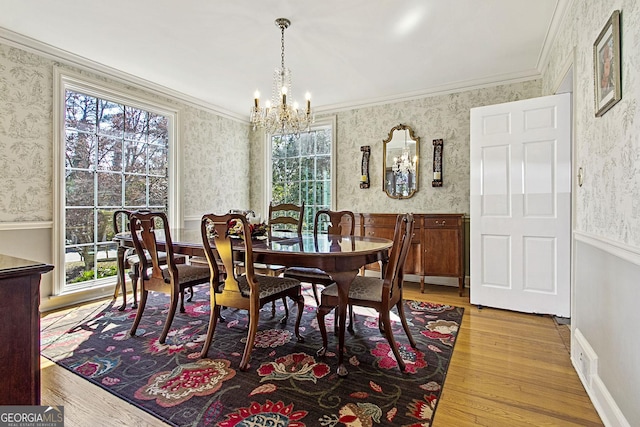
(115, 246), (127, 311)
(326, 270), (359, 377)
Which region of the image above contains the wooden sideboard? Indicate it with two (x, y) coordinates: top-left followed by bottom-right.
(352, 213), (465, 295)
(0, 254), (53, 405)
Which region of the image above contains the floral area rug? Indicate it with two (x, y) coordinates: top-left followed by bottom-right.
(41, 284), (463, 426)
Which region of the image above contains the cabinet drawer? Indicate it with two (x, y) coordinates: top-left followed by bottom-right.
(362, 226), (395, 239)
(424, 217), (460, 228)
(361, 214), (399, 227)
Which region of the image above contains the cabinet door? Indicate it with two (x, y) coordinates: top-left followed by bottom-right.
(423, 215), (463, 277)
(423, 227), (461, 276)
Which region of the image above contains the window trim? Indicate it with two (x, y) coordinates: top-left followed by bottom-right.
(53, 68), (180, 295)
(262, 116), (337, 217)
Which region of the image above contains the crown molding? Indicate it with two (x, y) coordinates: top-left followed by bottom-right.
(315, 70), (541, 115)
(536, 0), (573, 73)
(0, 27), (246, 123)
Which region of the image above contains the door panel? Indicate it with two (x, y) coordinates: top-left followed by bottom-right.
(470, 93), (571, 316)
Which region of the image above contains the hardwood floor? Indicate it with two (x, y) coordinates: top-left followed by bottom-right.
(40, 282), (603, 426)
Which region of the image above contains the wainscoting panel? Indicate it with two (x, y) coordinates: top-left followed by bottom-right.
(573, 232), (639, 427)
(0, 225), (55, 309)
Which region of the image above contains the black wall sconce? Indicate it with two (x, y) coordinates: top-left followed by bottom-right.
(432, 139), (443, 187)
(360, 145), (370, 189)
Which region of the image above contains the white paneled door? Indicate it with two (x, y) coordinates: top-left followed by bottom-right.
(470, 93), (571, 317)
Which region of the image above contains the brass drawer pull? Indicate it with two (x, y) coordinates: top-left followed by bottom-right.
(435, 220), (446, 226)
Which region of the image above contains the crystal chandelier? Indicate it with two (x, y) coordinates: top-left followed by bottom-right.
(250, 18), (314, 137)
(392, 129), (417, 176)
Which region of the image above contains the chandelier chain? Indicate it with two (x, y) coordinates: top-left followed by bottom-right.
(280, 23), (286, 72)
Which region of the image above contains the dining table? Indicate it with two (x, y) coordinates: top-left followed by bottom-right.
(114, 228), (393, 376)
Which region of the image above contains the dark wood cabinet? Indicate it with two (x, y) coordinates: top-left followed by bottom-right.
(353, 213), (465, 295)
(0, 254), (53, 405)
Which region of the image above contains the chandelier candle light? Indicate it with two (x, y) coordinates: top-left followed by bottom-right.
(250, 18), (314, 137)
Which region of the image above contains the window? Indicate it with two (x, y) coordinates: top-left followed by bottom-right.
(56, 72), (177, 295)
(269, 120), (335, 230)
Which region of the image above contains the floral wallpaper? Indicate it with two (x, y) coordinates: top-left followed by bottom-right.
(0, 42), (250, 223)
(333, 81), (542, 215)
(542, 0), (640, 248)
(250, 80), (542, 218)
(0, 45), (53, 221)
(181, 106), (250, 218)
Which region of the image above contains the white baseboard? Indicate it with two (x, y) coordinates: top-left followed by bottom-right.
(40, 284), (115, 313)
(571, 328), (630, 427)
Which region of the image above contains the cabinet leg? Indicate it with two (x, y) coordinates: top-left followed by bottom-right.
(420, 276), (425, 293)
(458, 277), (464, 296)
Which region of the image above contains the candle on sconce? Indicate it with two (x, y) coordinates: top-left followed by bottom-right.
(305, 92), (311, 113)
(361, 175), (367, 182)
(281, 86), (287, 105)
(254, 91), (260, 108)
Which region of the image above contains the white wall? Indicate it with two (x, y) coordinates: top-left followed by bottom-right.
(542, 1), (640, 425)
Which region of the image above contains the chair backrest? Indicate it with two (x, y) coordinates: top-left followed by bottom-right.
(113, 209), (132, 235)
(382, 213), (415, 302)
(201, 213), (256, 295)
(268, 202), (304, 234)
(129, 211), (177, 285)
(113, 208), (154, 235)
(314, 209), (355, 236)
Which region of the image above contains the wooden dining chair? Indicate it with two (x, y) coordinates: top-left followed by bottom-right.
(265, 202), (306, 313)
(128, 211), (210, 344)
(284, 209), (355, 305)
(233, 203), (304, 277)
(316, 213), (416, 371)
(199, 213), (304, 370)
(268, 202), (305, 234)
(112, 209), (186, 311)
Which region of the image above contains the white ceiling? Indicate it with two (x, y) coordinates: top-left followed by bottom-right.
(0, 0), (566, 120)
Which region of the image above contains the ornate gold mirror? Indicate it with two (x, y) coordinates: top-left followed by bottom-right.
(383, 124), (419, 199)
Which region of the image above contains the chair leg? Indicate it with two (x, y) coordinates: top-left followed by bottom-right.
(160, 293), (179, 344)
(200, 303), (221, 358)
(187, 286), (194, 302)
(129, 289), (148, 337)
(130, 270), (139, 309)
(396, 300), (417, 348)
(348, 304), (354, 333)
(316, 304), (333, 356)
(380, 309), (406, 371)
(271, 297), (290, 321)
(311, 283), (320, 306)
(179, 289), (186, 313)
(279, 297), (290, 324)
(333, 304), (355, 335)
(115, 247), (127, 311)
(239, 300), (261, 371)
(292, 293), (305, 343)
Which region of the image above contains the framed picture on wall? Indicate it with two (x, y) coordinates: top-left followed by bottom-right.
(593, 10), (621, 117)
